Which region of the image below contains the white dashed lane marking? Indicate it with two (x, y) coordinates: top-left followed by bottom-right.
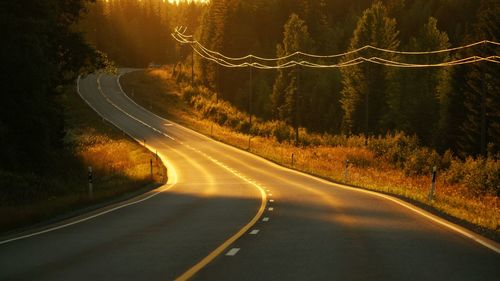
(269, 199), (274, 203)
(226, 248), (240, 256)
(249, 229), (260, 235)
(262, 217), (269, 222)
(268, 207), (274, 211)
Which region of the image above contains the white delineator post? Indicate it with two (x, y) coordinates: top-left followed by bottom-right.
(344, 159), (349, 182)
(88, 166), (93, 198)
(428, 166), (437, 201)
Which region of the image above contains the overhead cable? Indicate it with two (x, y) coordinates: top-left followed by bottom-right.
(172, 27), (500, 69)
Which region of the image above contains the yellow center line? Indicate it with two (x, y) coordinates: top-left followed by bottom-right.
(103, 72), (270, 280)
(174, 173), (267, 281)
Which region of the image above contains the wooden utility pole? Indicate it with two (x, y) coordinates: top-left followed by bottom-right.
(365, 63), (370, 134)
(295, 63), (300, 144)
(480, 69), (487, 156)
(249, 59), (253, 126)
(191, 45), (194, 86)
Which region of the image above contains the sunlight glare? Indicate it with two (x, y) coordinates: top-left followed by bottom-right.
(168, 0), (209, 4)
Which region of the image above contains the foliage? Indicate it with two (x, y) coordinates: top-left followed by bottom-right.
(272, 14), (314, 141)
(165, 0), (494, 160)
(181, 82), (496, 199)
(0, 88), (164, 231)
(79, 0), (495, 158)
(340, 1), (400, 135)
(444, 156), (500, 196)
(458, 0), (500, 156)
(387, 17), (451, 146)
(123, 68), (500, 231)
(80, 0), (204, 67)
(0, 0), (109, 173)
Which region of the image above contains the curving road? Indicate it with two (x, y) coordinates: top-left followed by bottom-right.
(0, 69), (498, 281)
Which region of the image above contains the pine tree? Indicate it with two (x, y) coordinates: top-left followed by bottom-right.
(340, 1), (400, 135)
(0, 0), (106, 171)
(387, 17), (451, 145)
(459, 0), (500, 156)
(271, 14), (314, 142)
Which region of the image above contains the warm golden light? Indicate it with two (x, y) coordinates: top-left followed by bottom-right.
(168, 0), (209, 4)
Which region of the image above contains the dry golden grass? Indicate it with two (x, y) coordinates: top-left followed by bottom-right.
(121, 68), (499, 235)
(0, 86), (166, 232)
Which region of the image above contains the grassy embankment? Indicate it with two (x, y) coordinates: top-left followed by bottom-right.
(0, 86), (166, 232)
(121, 67), (499, 239)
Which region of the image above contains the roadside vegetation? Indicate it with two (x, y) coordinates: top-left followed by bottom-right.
(122, 68), (499, 238)
(0, 87), (166, 232)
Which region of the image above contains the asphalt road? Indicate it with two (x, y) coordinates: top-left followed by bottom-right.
(0, 69), (498, 281)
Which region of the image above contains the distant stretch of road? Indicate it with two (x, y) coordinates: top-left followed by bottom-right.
(0, 69), (498, 281)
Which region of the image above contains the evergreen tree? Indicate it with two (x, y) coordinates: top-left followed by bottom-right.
(340, 1), (400, 135)
(459, 0), (500, 156)
(271, 14), (314, 142)
(0, 0), (106, 171)
(387, 17), (451, 145)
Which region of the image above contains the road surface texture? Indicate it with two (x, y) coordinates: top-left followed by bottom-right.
(0, 69), (498, 281)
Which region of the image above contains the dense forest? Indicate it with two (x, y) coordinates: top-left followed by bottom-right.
(81, 0), (498, 158)
(0, 0), (108, 173)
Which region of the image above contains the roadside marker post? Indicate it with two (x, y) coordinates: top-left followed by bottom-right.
(428, 166), (437, 201)
(344, 159), (349, 182)
(150, 159), (153, 181)
(88, 166), (93, 198)
(291, 153), (294, 167)
(155, 150), (159, 171)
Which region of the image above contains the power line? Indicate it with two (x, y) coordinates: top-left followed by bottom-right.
(174, 27), (500, 63)
(172, 27), (500, 69)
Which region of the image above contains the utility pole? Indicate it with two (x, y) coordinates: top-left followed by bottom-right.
(191, 44), (194, 86)
(295, 66), (299, 144)
(216, 64), (219, 102)
(365, 63), (370, 134)
(249, 59), (253, 126)
(480, 67), (488, 156)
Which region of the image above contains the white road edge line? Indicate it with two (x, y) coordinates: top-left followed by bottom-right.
(0, 73), (178, 246)
(117, 69), (499, 254)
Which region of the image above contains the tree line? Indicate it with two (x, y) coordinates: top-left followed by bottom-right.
(0, 0), (108, 173)
(80, 0), (204, 67)
(196, 0), (498, 157)
(79, 0), (498, 158)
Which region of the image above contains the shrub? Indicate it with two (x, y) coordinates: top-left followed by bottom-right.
(181, 85), (197, 102)
(271, 120), (292, 142)
(444, 157), (500, 196)
(346, 149), (374, 168)
(403, 148), (441, 176)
